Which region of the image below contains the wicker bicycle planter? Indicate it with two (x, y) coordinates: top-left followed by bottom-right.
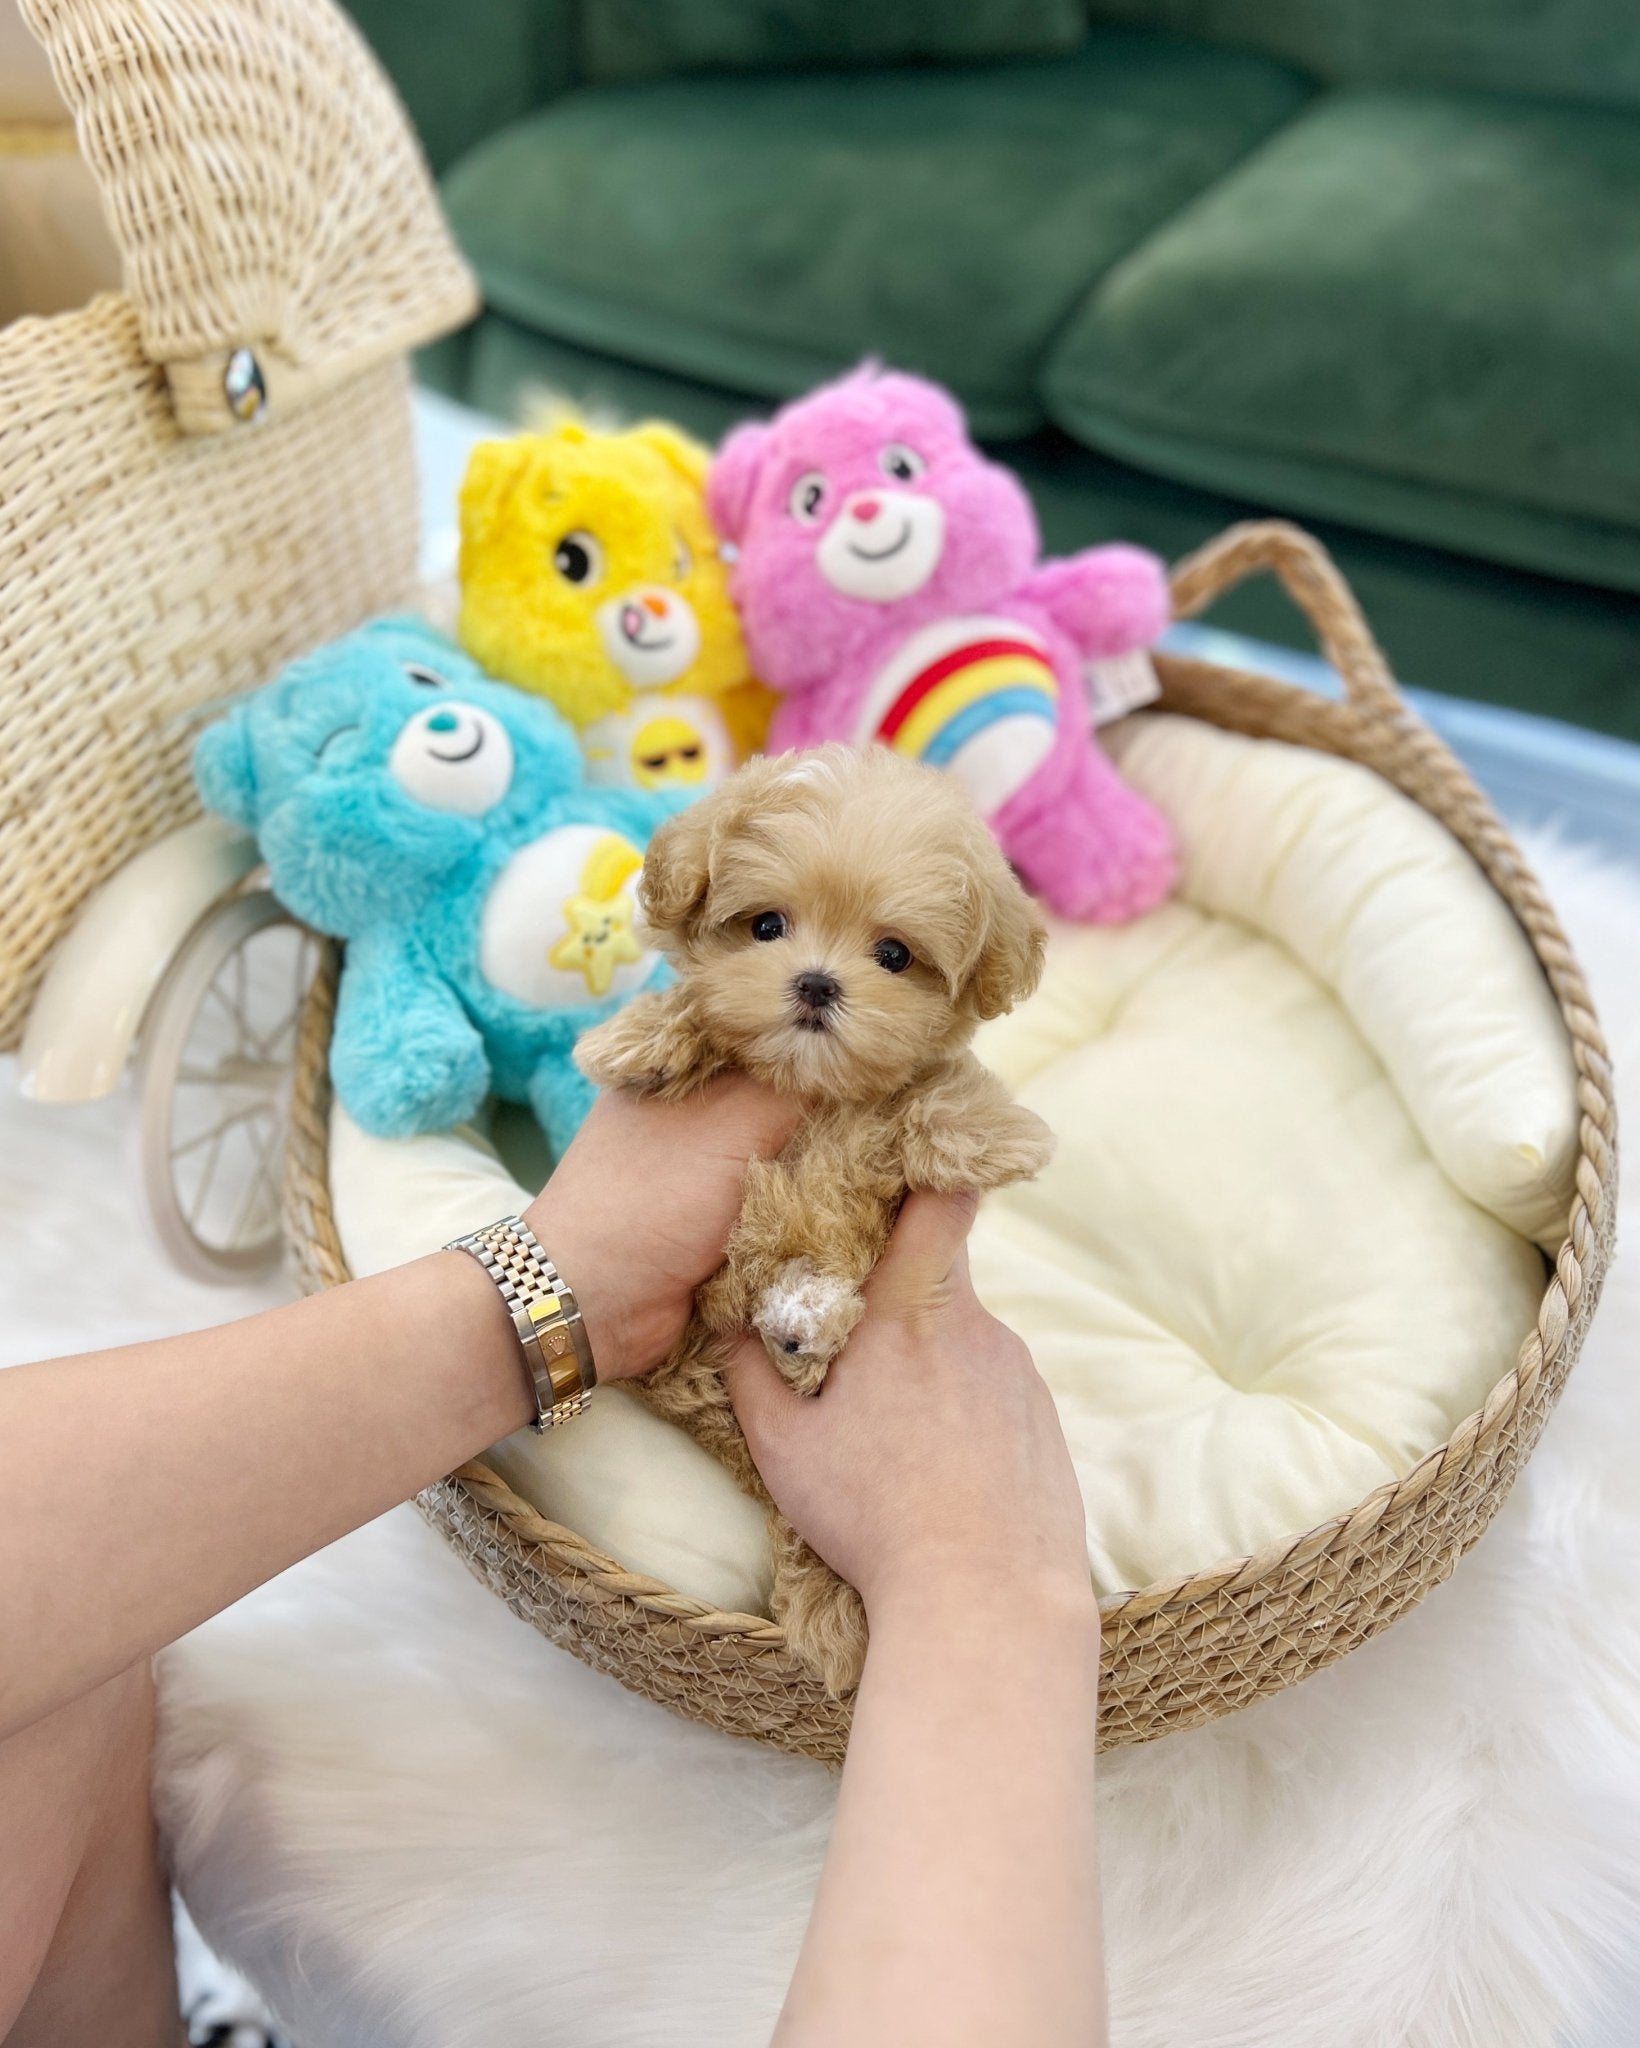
(0, 0), (474, 1051)
(284, 521), (1617, 1762)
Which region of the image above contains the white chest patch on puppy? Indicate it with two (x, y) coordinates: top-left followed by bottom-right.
(480, 824), (657, 1007)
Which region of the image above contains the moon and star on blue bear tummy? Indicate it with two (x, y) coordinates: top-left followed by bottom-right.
(193, 616), (687, 1154)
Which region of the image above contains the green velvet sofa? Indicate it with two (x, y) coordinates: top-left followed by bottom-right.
(345, 0), (1640, 736)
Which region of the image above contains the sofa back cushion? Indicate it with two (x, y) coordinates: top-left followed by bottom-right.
(579, 0), (1087, 84)
(1085, 0), (1640, 113)
(1043, 87), (1640, 591)
(442, 31), (1312, 440)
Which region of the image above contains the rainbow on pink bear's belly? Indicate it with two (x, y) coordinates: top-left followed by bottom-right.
(851, 614), (1061, 819)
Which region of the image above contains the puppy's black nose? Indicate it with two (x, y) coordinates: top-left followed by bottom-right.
(793, 969), (842, 1012)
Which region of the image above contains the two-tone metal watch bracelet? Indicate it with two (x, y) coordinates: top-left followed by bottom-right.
(444, 1214), (597, 1430)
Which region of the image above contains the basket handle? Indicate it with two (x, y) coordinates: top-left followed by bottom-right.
(1169, 520), (1410, 728)
(19, 0), (477, 433)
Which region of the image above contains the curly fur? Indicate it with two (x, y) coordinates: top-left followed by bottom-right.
(578, 744), (1054, 1691)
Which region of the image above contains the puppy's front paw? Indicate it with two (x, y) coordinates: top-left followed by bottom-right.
(753, 1258), (864, 1393)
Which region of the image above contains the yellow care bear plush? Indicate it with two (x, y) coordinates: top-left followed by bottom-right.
(457, 418), (769, 793)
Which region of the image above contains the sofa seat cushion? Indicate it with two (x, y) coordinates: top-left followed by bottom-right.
(1045, 89), (1640, 591)
(440, 30), (1312, 439)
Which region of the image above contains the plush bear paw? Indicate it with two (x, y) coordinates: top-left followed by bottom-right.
(753, 1258), (864, 1393)
(334, 1029), (491, 1140)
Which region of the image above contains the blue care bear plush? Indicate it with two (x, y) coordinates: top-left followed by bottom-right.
(194, 616), (684, 1153)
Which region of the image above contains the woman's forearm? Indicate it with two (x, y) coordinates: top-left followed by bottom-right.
(0, 1152), (646, 1743)
(0, 1249), (535, 1738)
(776, 1573), (1105, 2048)
(0, 1078), (800, 1742)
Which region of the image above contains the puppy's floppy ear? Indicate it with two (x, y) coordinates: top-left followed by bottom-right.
(707, 420), (772, 543)
(965, 872), (1047, 1022)
(637, 798), (714, 939)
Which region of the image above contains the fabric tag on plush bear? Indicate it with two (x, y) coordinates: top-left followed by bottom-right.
(1085, 649), (1161, 727)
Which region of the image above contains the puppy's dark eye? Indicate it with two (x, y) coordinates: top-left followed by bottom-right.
(752, 911), (788, 943)
(874, 937), (913, 974)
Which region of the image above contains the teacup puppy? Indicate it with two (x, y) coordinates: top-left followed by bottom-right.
(577, 743), (1054, 1692)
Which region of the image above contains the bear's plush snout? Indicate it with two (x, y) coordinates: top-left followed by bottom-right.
(387, 702), (515, 817)
(816, 487), (945, 602)
(597, 585), (702, 685)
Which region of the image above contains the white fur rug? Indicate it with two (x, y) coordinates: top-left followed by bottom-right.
(6, 829), (1640, 2047)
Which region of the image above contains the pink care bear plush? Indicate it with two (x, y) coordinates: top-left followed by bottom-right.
(707, 367), (1177, 921)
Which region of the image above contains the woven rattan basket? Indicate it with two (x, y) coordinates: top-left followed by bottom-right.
(0, 0), (475, 1050)
(283, 520), (1617, 1761)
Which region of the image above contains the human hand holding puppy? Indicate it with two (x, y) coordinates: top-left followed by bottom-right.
(727, 1191), (1105, 2048)
(577, 744), (1056, 1691)
(724, 1189), (1092, 1623)
(521, 1074), (801, 1382)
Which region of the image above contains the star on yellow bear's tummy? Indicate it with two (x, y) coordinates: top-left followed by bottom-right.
(548, 832), (647, 996)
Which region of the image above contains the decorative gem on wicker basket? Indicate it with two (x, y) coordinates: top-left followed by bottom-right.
(223, 346), (268, 424)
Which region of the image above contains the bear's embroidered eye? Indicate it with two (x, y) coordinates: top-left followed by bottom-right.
(315, 721), (360, 761)
(788, 473), (828, 525)
(554, 530), (603, 585)
(878, 444), (924, 484)
(673, 532), (693, 580)
(874, 937), (913, 974)
(752, 911), (788, 942)
(402, 663), (447, 689)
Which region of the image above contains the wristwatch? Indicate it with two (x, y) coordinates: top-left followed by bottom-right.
(445, 1214), (597, 1430)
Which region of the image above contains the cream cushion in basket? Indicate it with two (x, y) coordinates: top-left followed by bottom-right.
(330, 714), (1577, 1613)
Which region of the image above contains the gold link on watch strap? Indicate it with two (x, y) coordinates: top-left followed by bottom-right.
(445, 1215), (597, 1431)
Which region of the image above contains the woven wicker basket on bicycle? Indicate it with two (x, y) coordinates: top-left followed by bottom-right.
(0, 0), (475, 1052)
(283, 519), (1618, 1762)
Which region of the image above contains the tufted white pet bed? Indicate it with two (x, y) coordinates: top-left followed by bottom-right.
(330, 711), (1578, 1618)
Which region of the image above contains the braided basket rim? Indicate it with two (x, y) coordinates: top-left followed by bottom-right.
(280, 520), (1618, 1754)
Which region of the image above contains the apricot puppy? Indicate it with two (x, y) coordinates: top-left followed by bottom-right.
(577, 744), (1054, 1693)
